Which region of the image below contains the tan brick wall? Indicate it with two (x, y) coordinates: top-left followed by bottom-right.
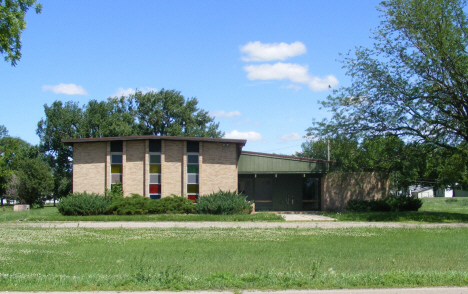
(162, 140), (184, 197)
(123, 140), (145, 196)
(144, 140), (149, 197)
(105, 142), (111, 190)
(73, 139), (240, 199)
(73, 142), (107, 195)
(321, 172), (390, 211)
(199, 142), (238, 195)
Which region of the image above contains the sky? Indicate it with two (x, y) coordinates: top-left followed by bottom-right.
(0, 0), (382, 155)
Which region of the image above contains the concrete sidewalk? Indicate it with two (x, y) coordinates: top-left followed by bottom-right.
(5, 221), (468, 229)
(279, 213), (336, 221)
(3, 288), (468, 294)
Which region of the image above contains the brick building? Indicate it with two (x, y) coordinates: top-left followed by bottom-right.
(63, 135), (389, 211)
(63, 136), (245, 202)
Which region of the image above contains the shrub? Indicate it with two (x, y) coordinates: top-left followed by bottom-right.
(105, 182), (123, 201)
(347, 198), (391, 212)
(346, 195), (422, 212)
(106, 194), (195, 215)
(57, 192), (111, 216)
(153, 195), (195, 214)
(386, 194), (423, 212)
(196, 190), (253, 215)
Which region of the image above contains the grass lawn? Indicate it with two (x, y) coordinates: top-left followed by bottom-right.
(0, 226), (467, 290)
(320, 197), (468, 223)
(0, 206), (284, 222)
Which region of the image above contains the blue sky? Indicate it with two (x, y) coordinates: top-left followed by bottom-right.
(1, 0), (381, 154)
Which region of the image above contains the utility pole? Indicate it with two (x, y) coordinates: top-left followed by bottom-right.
(327, 138), (330, 161)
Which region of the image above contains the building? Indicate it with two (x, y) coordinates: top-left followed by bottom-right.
(62, 135), (389, 211)
(409, 186), (434, 198)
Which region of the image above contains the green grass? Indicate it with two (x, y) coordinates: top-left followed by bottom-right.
(0, 226), (467, 290)
(320, 197), (468, 223)
(0, 206), (284, 222)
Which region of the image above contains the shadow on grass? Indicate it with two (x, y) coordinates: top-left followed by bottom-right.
(321, 211), (468, 223)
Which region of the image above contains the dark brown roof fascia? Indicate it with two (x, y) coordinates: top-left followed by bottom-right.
(241, 150), (341, 165)
(61, 135), (246, 146)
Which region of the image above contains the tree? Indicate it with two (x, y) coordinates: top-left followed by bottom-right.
(308, 0), (468, 187)
(0, 136), (52, 206)
(297, 135), (433, 192)
(0, 135), (35, 200)
(0, 125), (8, 138)
(0, 0), (42, 66)
(15, 157), (54, 206)
(130, 89), (223, 138)
(310, 0), (468, 152)
(37, 101), (82, 201)
(0, 125), (9, 204)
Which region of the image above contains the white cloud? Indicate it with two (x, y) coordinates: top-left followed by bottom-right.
(244, 63), (310, 83)
(280, 133), (302, 143)
(210, 110), (242, 118)
(309, 75), (339, 91)
(112, 87), (158, 97)
(224, 130), (262, 142)
(240, 41), (306, 62)
(42, 84), (88, 95)
(243, 62), (338, 92)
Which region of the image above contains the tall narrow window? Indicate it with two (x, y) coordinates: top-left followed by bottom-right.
(149, 140), (161, 199)
(110, 141), (123, 188)
(187, 141), (199, 202)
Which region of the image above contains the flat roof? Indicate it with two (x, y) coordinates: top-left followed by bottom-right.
(238, 151), (340, 174)
(241, 151), (339, 164)
(62, 135), (246, 146)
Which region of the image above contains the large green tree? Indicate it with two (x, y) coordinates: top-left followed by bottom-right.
(0, 0), (42, 66)
(0, 135), (53, 206)
(297, 135), (430, 192)
(308, 0), (468, 188)
(36, 101), (82, 200)
(310, 0), (468, 151)
(130, 89), (222, 137)
(14, 157), (54, 206)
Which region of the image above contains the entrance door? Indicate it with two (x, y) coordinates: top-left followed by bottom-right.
(272, 174), (303, 211)
(254, 177), (273, 211)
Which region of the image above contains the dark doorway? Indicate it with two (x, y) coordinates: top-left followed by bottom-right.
(238, 174), (322, 211)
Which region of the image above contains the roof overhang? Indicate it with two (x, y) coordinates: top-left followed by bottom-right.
(238, 151), (340, 174)
(61, 135), (246, 147)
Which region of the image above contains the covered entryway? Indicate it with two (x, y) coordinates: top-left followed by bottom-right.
(239, 174), (321, 211)
(238, 151), (333, 212)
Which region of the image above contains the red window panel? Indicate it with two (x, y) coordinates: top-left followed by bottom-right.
(188, 194), (198, 202)
(149, 184), (161, 194)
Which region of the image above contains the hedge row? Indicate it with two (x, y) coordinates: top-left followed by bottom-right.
(57, 190), (252, 216)
(346, 195), (423, 212)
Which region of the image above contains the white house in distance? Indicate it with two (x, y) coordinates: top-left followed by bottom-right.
(411, 186), (434, 198)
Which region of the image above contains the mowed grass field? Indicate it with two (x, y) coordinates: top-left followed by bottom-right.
(1, 226), (468, 290)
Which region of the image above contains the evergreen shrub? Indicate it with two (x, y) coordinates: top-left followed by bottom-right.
(57, 192), (111, 216)
(196, 190), (253, 215)
(346, 195), (422, 212)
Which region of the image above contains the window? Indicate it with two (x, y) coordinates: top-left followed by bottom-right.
(110, 141), (123, 188)
(149, 140), (161, 199)
(187, 141), (199, 202)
